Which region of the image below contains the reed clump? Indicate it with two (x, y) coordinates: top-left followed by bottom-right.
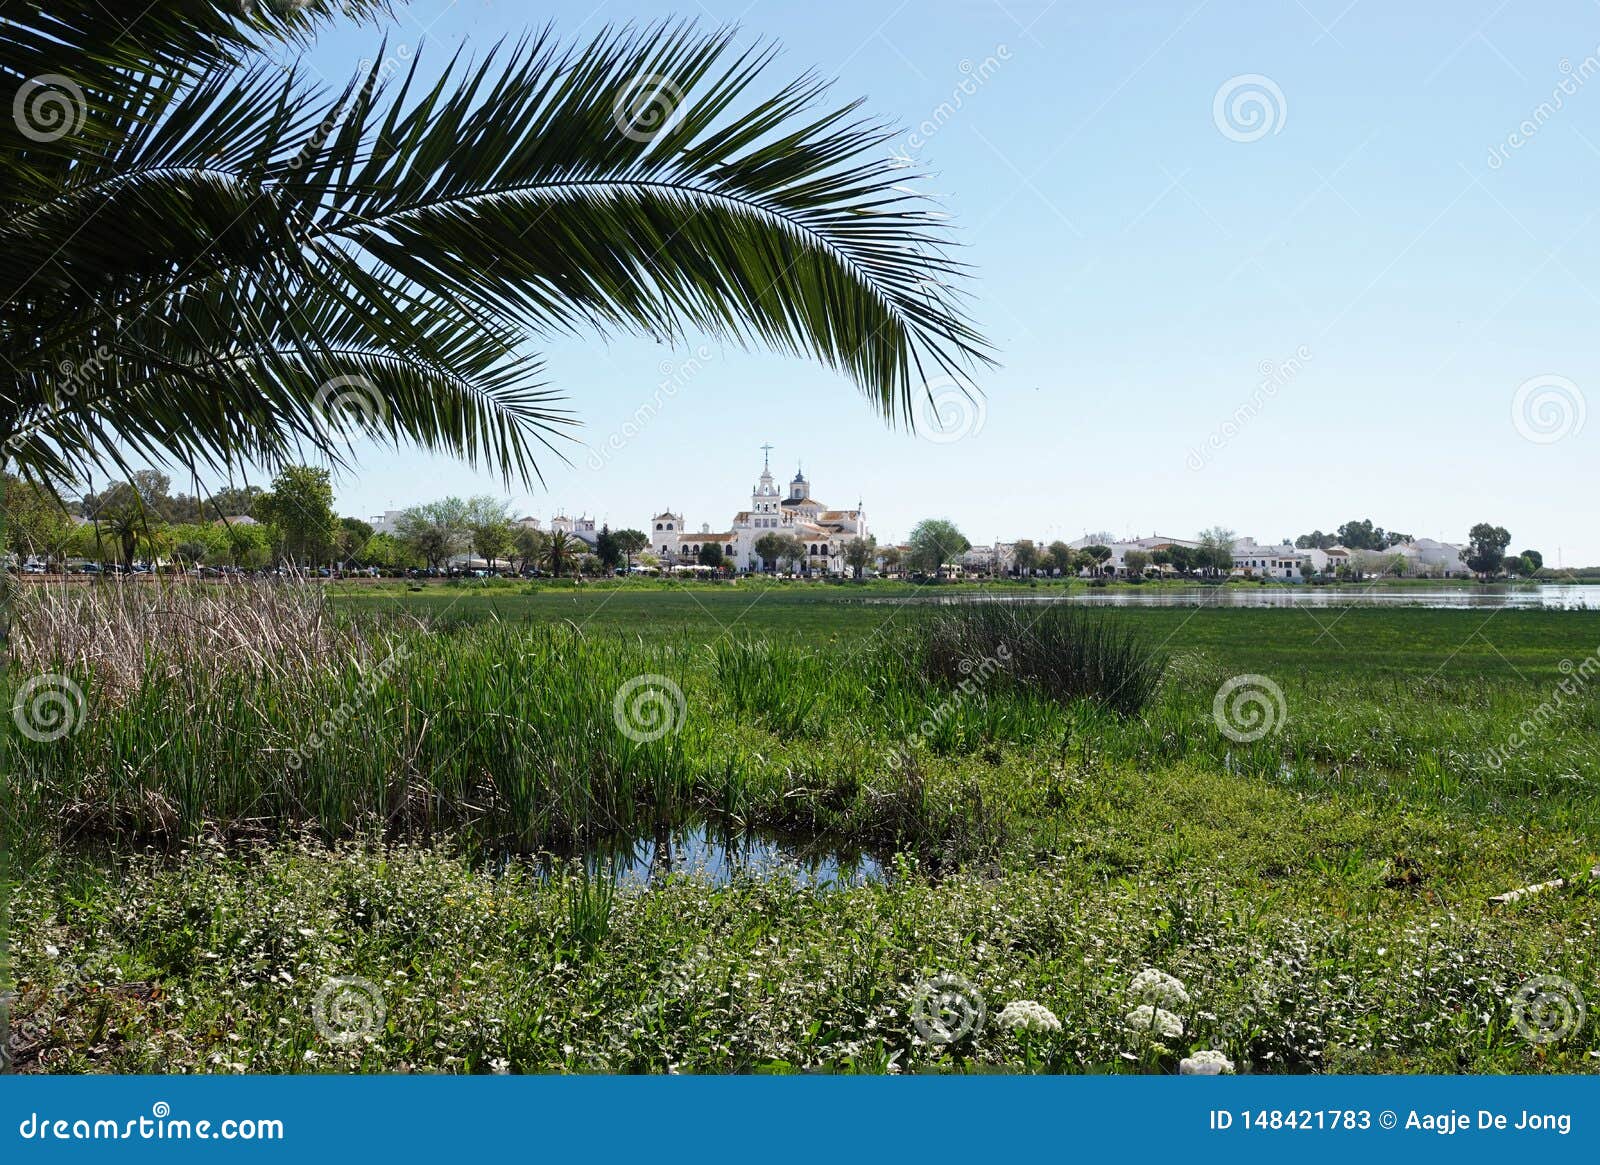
(914, 604), (1166, 716)
(9, 577), (380, 700)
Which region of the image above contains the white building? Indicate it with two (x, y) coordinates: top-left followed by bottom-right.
(550, 514), (598, 548)
(650, 447), (868, 573)
(1066, 533), (1201, 576)
(368, 509), (405, 536)
(1400, 538), (1470, 577)
(1230, 538), (1319, 580)
(960, 542), (1016, 574)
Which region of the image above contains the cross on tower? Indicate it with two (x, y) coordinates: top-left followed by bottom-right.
(760, 443), (773, 471)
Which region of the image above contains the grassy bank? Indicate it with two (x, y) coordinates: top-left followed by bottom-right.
(4, 581), (1598, 1074)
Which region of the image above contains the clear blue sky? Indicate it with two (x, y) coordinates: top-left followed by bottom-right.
(278, 1), (1598, 563)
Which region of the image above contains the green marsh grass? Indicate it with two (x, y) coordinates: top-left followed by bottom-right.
(5, 582), (1600, 1074)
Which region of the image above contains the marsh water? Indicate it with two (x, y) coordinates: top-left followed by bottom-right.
(865, 583), (1598, 610)
(543, 824), (887, 889)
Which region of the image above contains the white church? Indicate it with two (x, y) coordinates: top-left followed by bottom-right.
(650, 446), (868, 574)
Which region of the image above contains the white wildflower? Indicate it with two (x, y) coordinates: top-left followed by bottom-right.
(996, 1000), (1062, 1033)
(1129, 968), (1189, 1009)
(1124, 1005), (1184, 1039)
(1179, 1050), (1236, 1075)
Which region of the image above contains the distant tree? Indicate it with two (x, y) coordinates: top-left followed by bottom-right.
(1465, 523), (1512, 578)
(1082, 544), (1113, 575)
(1044, 540), (1072, 575)
(697, 541), (726, 569)
(205, 484), (267, 521)
(754, 532), (787, 574)
(1519, 548), (1544, 571)
(1166, 545), (1197, 573)
(1295, 529), (1336, 550)
(907, 519), (969, 577)
(596, 525), (621, 572)
(2, 473), (77, 562)
(397, 497), (469, 569)
(335, 517), (374, 567)
(613, 528), (648, 573)
(1123, 549), (1150, 577)
(169, 521), (220, 567)
(878, 544), (903, 574)
(1335, 519), (1378, 549)
(541, 530), (576, 578)
(1503, 555), (1525, 576)
(359, 531), (409, 570)
(1012, 539), (1039, 577)
(463, 496), (513, 570)
(1196, 527), (1236, 576)
(512, 526), (546, 573)
(844, 535), (876, 579)
(219, 519), (273, 569)
(83, 480), (151, 567)
(257, 466), (338, 567)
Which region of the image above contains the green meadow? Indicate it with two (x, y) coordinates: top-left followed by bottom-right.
(3, 581), (1598, 1074)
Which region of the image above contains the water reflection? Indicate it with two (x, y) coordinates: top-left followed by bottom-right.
(864, 584), (1599, 610)
(540, 824), (886, 889)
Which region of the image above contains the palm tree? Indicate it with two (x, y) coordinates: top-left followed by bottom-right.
(541, 530), (575, 579)
(1, 4), (990, 495)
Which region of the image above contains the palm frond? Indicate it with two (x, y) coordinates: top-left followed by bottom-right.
(0, 16), (993, 494)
